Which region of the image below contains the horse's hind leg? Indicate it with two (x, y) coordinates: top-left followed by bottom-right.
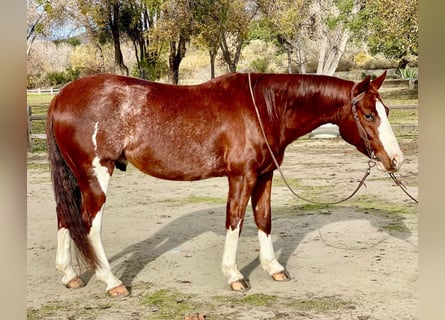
(81, 159), (129, 297)
(251, 173), (290, 282)
(88, 204), (129, 297)
(56, 157), (128, 297)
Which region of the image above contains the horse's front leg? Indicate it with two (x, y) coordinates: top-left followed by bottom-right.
(222, 174), (257, 291)
(251, 172), (291, 282)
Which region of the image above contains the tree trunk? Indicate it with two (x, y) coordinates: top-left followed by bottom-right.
(109, 2), (129, 76)
(326, 29), (351, 75)
(220, 33), (242, 73)
(317, 36), (327, 74)
(286, 50), (292, 73)
(209, 48), (217, 79)
(168, 35), (187, 84)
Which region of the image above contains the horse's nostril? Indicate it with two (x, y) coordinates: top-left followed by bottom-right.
(392, 158), (397, 168)
(391, 156), (401, 170)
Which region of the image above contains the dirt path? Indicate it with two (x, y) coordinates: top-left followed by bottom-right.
(27, 138), (418, 320)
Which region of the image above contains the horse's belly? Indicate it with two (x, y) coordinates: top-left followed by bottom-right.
(126, 142), (226, 181)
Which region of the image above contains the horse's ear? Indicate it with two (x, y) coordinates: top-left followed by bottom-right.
(371, 71), (387, 90)
(353, 75), (371, 95)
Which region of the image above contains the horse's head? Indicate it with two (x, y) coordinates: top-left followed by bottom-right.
(338, 72), (403, 172)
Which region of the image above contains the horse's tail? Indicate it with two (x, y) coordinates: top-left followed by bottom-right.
(46, 96), (100, 269)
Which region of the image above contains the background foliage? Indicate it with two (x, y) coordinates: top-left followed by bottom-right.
(27, 0), (417, 87)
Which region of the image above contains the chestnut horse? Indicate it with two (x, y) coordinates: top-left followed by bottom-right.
(46, 72), (403, 296)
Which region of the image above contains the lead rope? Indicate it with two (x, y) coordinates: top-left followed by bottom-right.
(247, 73), (373, 205)
(389, 173), (418, 203)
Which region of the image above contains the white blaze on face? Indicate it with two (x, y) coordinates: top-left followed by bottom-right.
(376, 101), (404, 170)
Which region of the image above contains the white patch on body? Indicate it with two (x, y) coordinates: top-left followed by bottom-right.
(92, 122), (99, 150)
(91, 122), (111, 193)
(92, 156), (110, 193)
(222, 221), (244, 284)
(258, 230), (285, 276)
(376, 101), (404, 170)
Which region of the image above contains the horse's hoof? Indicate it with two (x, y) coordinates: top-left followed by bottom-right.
(107, 284), (130, 297)
(65, 276), (85, 289)
(272, 270), (291, 282)
(229, 279), (251, 292)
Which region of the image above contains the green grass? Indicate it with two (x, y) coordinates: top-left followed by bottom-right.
(28, 289), (355, 320)
(27, 301), (84, 320)
(388, 109), (418, 125)
(380, 88), (418, 106)
(140, 289), (203, 320)
(285, 296), (352, 312)
(181, 195), (226, 205)
(214, 293), (353, 314)
(27, 94), (54, 106)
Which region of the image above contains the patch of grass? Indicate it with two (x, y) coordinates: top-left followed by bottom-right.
(27, 94), (54, 106)
(141, 289), (202, 320)
(27, 162), (49, 170)
(273, 177), (334, 194)
(348, 196), (415, 234)
(350, 195), (415, 215)
(242, 293), (279, 306)
(213, 293), (278, 308)
(181, 195), (226, 205)
(29, 138), (48, 153)
(214, 293), (352, 314)
(27, 302), (68, 320)
(388, 109), (418, 125)
(380, 88), (418, 106)
(285, 296), (352, 312)
(382, 220), (409, 233)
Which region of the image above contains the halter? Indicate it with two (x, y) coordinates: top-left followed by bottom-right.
(247, 72), (418, 204)
(350, 82), (377, 164)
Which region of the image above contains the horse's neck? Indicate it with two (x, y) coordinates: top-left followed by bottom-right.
(276, 78), (350, 143)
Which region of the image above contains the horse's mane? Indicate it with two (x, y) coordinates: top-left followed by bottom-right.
(254, 73), (352, 121)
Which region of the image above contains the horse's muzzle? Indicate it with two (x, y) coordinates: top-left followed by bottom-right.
(377, 153), (403, 172)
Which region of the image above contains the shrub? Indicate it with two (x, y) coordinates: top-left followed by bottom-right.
(398, 67), (418, 81)
(46, 69), (80, 87)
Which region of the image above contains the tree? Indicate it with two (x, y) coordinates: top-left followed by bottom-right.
(257, 0), (309, 73)
(27, 0), (46, 56)
(219, 0), (258, 72)
(153, 0), (194, 84)
(120, 0), (165, 80)
(259, 0), (364, 75)
(358, 0), (417, 67)
(192, 0), (224, 78)
(27, 0), (73, 56)
(107, 0), (129, 75)
(313, 0), (364, 75)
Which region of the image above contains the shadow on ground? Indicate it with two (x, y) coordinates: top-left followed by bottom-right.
(77, 204), (413, 291)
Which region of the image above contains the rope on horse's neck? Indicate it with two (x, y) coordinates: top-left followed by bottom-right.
(247, 72), (371, 205)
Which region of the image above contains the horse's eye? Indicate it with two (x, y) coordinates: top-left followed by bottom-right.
(364, 113), (375, 121)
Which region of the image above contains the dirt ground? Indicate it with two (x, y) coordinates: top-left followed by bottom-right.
(27, 136), (418, 320)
